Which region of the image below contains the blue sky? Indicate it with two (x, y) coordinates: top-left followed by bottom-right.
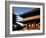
(12, 7), (35, 21)
(12, 7), (35, 15)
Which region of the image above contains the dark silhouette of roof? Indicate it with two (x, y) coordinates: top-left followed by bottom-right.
(19, 8), (40, 18)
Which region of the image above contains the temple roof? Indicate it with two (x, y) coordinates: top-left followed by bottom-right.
(19, 8), (40, 18)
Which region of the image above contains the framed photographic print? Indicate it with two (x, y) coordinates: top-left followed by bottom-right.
(5, 1), (45, 37)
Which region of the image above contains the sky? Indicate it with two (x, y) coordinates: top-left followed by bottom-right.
(12, 7), (35, 21)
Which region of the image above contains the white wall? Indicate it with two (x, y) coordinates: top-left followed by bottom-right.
(0, 0), (46, 38)
(0, 1), (5, 38)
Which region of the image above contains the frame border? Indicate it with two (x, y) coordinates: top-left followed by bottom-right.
(5, 1), (45, 37)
